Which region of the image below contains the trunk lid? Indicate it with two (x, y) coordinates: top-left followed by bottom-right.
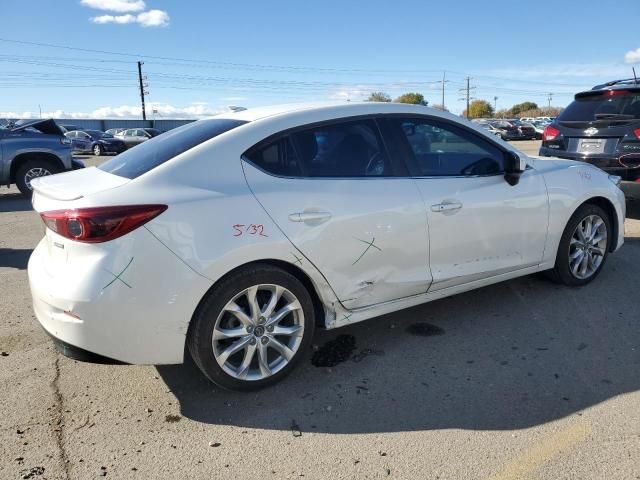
(31, 167), (129, 209)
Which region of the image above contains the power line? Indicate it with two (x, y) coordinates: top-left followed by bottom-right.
(459, 77), (476, 118)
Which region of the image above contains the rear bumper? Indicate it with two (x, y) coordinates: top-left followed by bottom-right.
(621, 180), (640, 199)
(46, 329), (126, 364)
(539, 148), (640, 184)
(28, 226), (212, 365)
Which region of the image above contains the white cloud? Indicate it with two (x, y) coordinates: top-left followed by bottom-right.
(90, 9), (169, 27)
(80, 0), (145, 12)
(488, 63), (631, 80)
(91, 14), (136, 24)
(1, 103), (224, 120)
(625, 48), (640, 64)
(136, 9), (169, 27)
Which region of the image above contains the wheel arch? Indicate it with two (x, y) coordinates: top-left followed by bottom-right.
(579, 196), (619, 252)
(10, 152), (64, 183)
(187, 259), (328, 338)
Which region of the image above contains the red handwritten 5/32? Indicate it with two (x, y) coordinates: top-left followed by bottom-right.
(233, 224), (268, 237)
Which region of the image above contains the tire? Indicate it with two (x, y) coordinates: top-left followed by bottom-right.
(93, 144), (104, 156)
(187, 265), (315, 391)
(15, 160), (61, 198)
(546, 204), (611, 286)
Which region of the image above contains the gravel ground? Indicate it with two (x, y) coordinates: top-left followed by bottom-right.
(1, 145), (639, 480)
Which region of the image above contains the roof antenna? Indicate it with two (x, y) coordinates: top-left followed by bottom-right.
(634, 67), (639, 85)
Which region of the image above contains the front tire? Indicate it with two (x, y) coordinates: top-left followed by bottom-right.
(15, 160), (60, 197)
(187, 265), (315, 391)
(546, 204), (611, 286)
(93, 144), (104, 156)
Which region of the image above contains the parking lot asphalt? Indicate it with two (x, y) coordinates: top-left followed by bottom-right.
(2, 141), (640, 479)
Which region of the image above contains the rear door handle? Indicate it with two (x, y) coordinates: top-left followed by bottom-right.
(288, 211), (332, 222)
(431, 201), (463, 213)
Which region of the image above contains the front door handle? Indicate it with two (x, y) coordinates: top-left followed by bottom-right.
(288, 211), (332, 223)
(431, 201), (463, 213)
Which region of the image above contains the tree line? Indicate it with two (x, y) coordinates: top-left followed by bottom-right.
(366, 92), (563, 119)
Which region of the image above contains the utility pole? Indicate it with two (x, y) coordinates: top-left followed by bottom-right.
(137, 61), (147, 121)
(439, 71), (450, 110)
(458, 76), (475, 118)
(493, 96), (498, 116)
(547, 92), (553, 115)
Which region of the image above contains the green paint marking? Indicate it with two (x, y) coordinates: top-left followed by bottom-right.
(342, 313), (353, 321)
(102, 257), (134, 290)
(352, 237), (382, 265)
(291, 252), (303, 266)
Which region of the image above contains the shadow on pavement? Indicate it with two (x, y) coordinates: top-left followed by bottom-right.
(0, 248), (32, 269)
(158, 244), (640, 434)
(0, 193), (32, 213)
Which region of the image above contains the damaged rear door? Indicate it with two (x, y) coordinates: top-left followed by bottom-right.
(242, 116), (431, 309)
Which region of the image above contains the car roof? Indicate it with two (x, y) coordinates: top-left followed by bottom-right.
(212, 101), (461, 124)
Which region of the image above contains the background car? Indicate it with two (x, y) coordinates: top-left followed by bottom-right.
(539, 78), (640, 197)
(488, 120), (524, 140)
(59, 124), (80, 133)
(105, 128), (126, 136)
(65, 129), (127, 156)
(115, 128), (162, 148)
(507, 119), (537, 140)
(0, 118), (80, 196)
(28, 103), (625, 392)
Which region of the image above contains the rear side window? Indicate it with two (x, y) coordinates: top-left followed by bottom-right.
(99, 119), (247, 179)
(246, 119), (391, 177)
(393, 118), (505, 176)
(559, 91), (640, 121)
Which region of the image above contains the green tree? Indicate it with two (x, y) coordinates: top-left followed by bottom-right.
(366, 91), (392, 102)
(510, 101), (538, 116)
(464, 99), (494, 119)
(394, 92), (428, 106)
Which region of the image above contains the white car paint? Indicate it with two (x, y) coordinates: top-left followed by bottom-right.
(28, 102), (625, 365)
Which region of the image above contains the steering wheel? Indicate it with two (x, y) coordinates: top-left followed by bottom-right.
(365, 152), (385, 176)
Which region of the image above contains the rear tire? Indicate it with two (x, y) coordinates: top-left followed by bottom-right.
(15, 160), (61, 198)
(187, 264), (315, 391)
(545, 204), (611, 286)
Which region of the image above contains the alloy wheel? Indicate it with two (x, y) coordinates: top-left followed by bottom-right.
(568, 214), (607, 280)
(24, 167), (52, 190)
(212, 284), (304, 381)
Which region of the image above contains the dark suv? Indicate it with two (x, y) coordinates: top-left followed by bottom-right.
(539, 79), (640, 197)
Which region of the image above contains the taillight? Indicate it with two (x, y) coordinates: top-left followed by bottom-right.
(40, 205), (167, 243)
(542, 125), (560, 141)
(634, 128), (640, 139)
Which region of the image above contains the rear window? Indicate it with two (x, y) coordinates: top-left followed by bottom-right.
(559, 91), (640, 121)
(99, 119), (247, 179)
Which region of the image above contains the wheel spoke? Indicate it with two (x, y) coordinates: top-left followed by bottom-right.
(217, 336), (251, 365)
(257, 342), (271, 377)
(569, 248), (583, 260)
(575, 223), (586, 242)
(262, 285), (283, 318)
(213, 327), (247, 340)
(245, 286), (260, 322)
(236, 343), (257, 379)
(584, 217), (593, 241)
(578, 252), (589, 277)
(591, 218), (603, 238)
(268, 337), (294, 361)
(571, 251), (584, 275)
(266, 300), (301, 327)
(272, 324), (303, 337)
(224, 302), (253, 327)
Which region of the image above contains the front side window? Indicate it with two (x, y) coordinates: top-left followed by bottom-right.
(393, 118), (505, 177)
(246, 119), (391, 178)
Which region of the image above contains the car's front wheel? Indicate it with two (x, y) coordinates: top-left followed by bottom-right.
(188, 265), (315, 391)
(547, 203), (611, 286)
(93, 144), (104, 156)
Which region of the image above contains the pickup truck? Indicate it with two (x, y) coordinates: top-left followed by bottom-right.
(1, 119), (82, 197)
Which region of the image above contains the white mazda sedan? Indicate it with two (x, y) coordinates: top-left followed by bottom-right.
(28, 102), (625, 390)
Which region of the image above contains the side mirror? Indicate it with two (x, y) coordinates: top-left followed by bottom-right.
(504, 151), (526, 186)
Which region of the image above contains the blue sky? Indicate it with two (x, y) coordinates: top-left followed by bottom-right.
(1, 0), (639, 119)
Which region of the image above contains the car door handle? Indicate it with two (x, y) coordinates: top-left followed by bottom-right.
(431, 201), (463, 213)
(288, 211), (332, 223)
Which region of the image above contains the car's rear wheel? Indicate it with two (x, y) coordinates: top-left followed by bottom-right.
(15, 160), (61, 197)
(547, 204), (611, 286)
(188, 265), (315, 391)
(93, 144), (104, 156)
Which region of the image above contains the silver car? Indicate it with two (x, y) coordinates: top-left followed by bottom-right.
(115, 128), (162, 148)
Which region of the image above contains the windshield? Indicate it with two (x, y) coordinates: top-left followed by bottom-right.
(99, 118), (247, 179)
(559, 90), (640, 121)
